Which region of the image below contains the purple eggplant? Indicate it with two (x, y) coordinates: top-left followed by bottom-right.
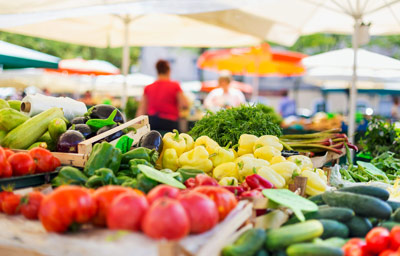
(57, 130), (85, 153)
(87, 104), (125, 123)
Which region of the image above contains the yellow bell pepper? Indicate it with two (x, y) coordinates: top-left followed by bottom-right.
(162, 148), (180, 171)
(237, 134), (258, 156)
(253, 135), (283, 151)
(179, 146), (213, 173)
(194, 136), (219, 155)
(180, 133), (194, 152)
(316, 168), (328, 183)
(254, 145), (281, 162)
(218, 177), (239, 186)
(270, 155), (286, 165)
(210, 146), (236, 167)
(287, 155), (313, 171)
(213, 162), (239, 180)
(162, 129), (187, 156)
(236, 157), (270, 181)
(269, 161), (301, 182)
(301, 169), (327, 196)
(257, 166), (286, 188)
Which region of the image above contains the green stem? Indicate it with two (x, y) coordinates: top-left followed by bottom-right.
(279, 140), (293, 150)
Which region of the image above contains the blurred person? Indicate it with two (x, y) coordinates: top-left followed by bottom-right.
(279, 91), (296, 118)
(80, 90), (94, 107)
(136, 59), (188, 131)
(203, 71), (246, 112)
(391, 96), (400, 120)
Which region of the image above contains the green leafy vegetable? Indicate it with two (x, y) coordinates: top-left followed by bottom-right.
(189, 104), (282, 146)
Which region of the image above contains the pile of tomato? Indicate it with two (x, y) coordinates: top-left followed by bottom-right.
(343, 227), (400, 256)
(0, 147), (60, 178)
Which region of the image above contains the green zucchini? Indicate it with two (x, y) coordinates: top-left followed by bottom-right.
(379, 221), (400, 231)
(319, 219), (349, 239)
(48, 117), (67, 142)
(7, 100), (21, 111)
(1, 107), (64, 149)
(265, 220), (323, 251)
(314, 237), (347, 248)
(388, 201), (400, 212)
(285, 207), (355, 224)
(0, 108), (29, 131)
(322, 191), (391, 219)
(0, 99), (9, 109)
(286, 243), (343, 256)
(0, 130), (7, 144)
(308, 194), (325, 205)
(339, 185), (389, 201)
(222, 228), (266, 256)
(345, 216), (372, 237)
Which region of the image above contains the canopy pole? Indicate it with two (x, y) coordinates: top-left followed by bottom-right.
(121, 16), (131, 110)
(348, 19), (361, 145)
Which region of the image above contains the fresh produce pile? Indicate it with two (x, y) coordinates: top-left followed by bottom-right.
(189, 104), (282, 147)
(280, 128), (358, 156)
(223, 185), (400, 256)
(159, 130), (329, 197)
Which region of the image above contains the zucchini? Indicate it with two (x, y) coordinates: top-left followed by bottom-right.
(339, 185), (389, 201)
(37, 131), (56, 151)
(266, 220), (323, 251)
(319, 219), (349, 239)
(314, 237), (347, 248)
(393, 208), (400, 222)
(1, 107), (64, 149)
(27, 142), (47, 150)
(222, 228), (266, 256)
(0, 108), (29, 131)
(286, 207), (354, 224)
(7, 100), (21, 111)
(308, 194), (325, 205)
(379, 221), (400, 231)
(48, 117), (67, 142)
(286, 243), (343, 256)
(0, 130), (6, 144)
(345, 216), (372, 237)
(0, 99), (9, 109)
(388, 201), (400, 212)
(322, 191), (391, 219)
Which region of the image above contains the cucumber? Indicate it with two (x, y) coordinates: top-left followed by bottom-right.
(48, 118), (67, 142)
(255, 250), (270, 256)
(266, 220), (323, 251)
(393, 208), (400, 222)
(286, 243), (343, 256)
(37, 132), (56, 151)
(322, 191), (391, 219)
(379, 221), (400, 231)
(1, 107), (64, 149)
(388, 201), (400, 212)
(222, 228), (266, 256)
(345, 216), (372, 237)
(286, 207), (355, 224)
(314, 237), (347, 248)
(7, 100), (21, 111)
(309, 194), (325, 205)
(271, 251), (287, 256)
(339, 185), (389, 201)
(319, 219), (349, 239)
(0, 108), (29, 131)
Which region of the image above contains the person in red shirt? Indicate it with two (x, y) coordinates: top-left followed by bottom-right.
(136, 59), (188, 132)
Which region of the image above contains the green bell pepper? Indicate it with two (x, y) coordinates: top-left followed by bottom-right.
(136, 173), (159, 193)
(117, 175), (133, 185)
(129, 159), (153, 177)
(52, 166), (88, 187)
(121, 147), (159, 165)
(177, 168), (205, 182)
(121, 178), (138, 188)
(85, 168), (119, 188)
(84, 142), (122, 176)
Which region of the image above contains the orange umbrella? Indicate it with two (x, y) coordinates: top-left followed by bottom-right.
(201, 80), (253, 93)
(197, 43), (306, 76)
(46, 58), (120, 76)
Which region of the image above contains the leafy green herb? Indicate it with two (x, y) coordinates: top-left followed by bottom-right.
(189, 104), (282, 146)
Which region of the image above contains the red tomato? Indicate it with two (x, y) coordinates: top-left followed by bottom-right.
(20, 191), (44, 220)
(390, 226), (400, 250)
(0, 191), (13, 212)
(2, 194), (22, 215)
(107, 192), (148, 231)
(29, 148), (55, 173)
(343, 239), (366, 256)
(8, 153), (36, 176)
(52, 157), (61, 170)
(92, 185), (136, 226)
(192, 186), (238, 221)
(366, 227), (391, 254)
(178, 191), (218, 234)
(39, 185), (97, 233)
(379, 250), (400, 256)
(1, 162), (12, 178)
(0, 147), (10, 177)
(142, 197), (189, 240)
(147, 185), (180, 205)
(4, 149), (15, 159)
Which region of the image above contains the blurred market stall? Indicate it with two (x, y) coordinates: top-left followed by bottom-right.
(47, 58), (120, 76)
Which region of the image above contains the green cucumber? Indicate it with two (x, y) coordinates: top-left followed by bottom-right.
(322, 191), (391, 219)
(286, 207), (355, 224)
(393, 208), (400, 222)
(345, 216), (372, 237)
(0, 108), (29, 131)
(48, 117), (67, 142)
(319, 219), (349, 239)
(379, 221), (400, 231)
(37, 131), (56, 151)
(265, 220), (323, 251)
(388, 201), (400, 212)
(255, 250), (269, 256)
(222, 228), (266, 256)
(339, 185), (389, 201)
(309, 194), (325, 205)
(286, 243), (343, 256)
(1, 107), (64, 149)
(7, 100), (21, 111)
(314, 237), (347, 248)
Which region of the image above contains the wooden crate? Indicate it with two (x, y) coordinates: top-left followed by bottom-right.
(14, 115), (150, 168)
(0, 201), (252, 256)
